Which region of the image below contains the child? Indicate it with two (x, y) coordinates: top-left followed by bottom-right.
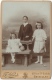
(6, 32), (24, 63)
(32, 22), (47, 64)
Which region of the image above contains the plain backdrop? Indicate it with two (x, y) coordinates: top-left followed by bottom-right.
(2, 1), (50, 57)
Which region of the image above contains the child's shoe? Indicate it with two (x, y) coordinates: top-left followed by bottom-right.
(40, 62), (43, 65)
(11, 58), (15, 63)
(35, 61), (39, 63)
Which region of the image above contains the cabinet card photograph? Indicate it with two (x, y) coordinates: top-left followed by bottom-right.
(1, 1), (51, 79)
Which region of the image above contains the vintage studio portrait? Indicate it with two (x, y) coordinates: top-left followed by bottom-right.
(2, 1), (50, 70)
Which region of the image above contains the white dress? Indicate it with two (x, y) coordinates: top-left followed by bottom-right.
(6, 39), (22, 53)
(33, 29), (47, 53)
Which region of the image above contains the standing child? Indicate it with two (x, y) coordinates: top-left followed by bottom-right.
(32, 22), (47, 64)
(6, 32), (24, 63)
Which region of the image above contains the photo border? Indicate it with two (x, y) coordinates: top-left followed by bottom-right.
(0, 0), (51, 79)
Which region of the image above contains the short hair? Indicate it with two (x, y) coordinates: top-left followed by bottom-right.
(35, 22), (43, 29)
(23, 16), (28, 20)
(10, 32), (17, 39)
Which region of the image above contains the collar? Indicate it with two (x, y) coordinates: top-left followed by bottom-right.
(23, 22), (28, 27)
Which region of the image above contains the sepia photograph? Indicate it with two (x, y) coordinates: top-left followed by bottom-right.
(2, 1), (50, 71)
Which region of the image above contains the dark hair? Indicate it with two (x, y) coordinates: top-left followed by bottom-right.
(10, 32), (17, 39)
(23, 16), (28, 20)
(36, 22), (43, 29)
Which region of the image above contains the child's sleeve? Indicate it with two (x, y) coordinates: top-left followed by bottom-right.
(43, 30), (47, 40)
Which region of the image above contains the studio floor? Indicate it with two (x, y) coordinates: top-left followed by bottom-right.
(2, 58), (50, 70)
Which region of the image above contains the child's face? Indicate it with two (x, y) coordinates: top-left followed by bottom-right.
(12, 34), (15, 39)
(37, 23), (41, 29)
(23, 17), (28, 23)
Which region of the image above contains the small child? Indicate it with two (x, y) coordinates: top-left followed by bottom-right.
(6, 32), (24, 63)
(32, 22), (47, 64)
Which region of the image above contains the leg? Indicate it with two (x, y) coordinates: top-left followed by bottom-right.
(24, 54), (28, 67)
(40, 56), (43, 64)
(29, 54), (32, 64)
(28, 45), (33, 64)
(29, 44), (33, 50)
(2, 55), (5, 67)
(29, 51), (33, 64)
(35, 56), (40, 63)
(11, 53), (15, 63)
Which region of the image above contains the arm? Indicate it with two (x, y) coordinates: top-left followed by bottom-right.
(18, 39), (22, 47)
(32, 31), (36, 41)
(18, 39), (25, 50)
(43, 30), (47, 40)
(29, 24), (33, 39)
(7, 40), (11, 48)
(18, 25), (22, 39)
(26, 24), (33, 40)
(43, 30), (47, 51)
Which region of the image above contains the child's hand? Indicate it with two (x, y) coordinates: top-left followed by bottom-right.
(25, 36), (29, 38)
(20, 45), (25, 51)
